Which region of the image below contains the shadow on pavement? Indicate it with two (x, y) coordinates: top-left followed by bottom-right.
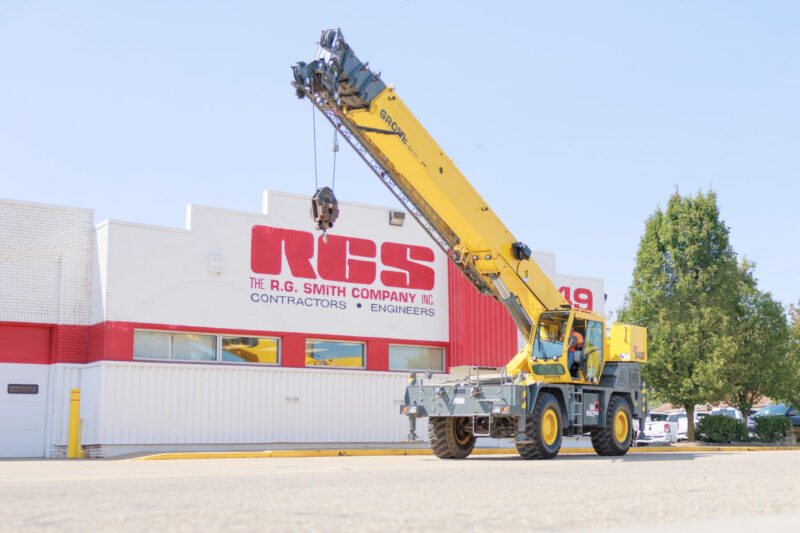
(473, 451), (716, 462)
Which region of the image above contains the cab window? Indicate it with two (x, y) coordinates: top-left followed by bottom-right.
(531, 312), (569, 359)
(584, 320), (604, 381)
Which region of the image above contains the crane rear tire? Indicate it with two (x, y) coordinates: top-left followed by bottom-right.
(515, 391), (563, 460)
(428, 416), (475, 459)
(591, 395), (632, 456)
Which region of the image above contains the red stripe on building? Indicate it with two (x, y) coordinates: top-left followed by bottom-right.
(1, 321), (448, 372)
(53, 325), (89, 364)
(0, 324), (53, 364)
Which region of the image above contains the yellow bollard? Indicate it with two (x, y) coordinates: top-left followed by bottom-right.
(67, 389), (80, 458)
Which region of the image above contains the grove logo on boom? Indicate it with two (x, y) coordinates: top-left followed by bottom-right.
(250, 225), (435, 290)
(379, 109), (408, 145)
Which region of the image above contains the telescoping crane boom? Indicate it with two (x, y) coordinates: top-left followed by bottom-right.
(292, 29), (648, 459)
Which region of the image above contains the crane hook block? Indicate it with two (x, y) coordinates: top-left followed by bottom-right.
(311, 186), (339, 231)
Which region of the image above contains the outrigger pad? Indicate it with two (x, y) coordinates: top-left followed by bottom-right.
(311, 186), (339, 231)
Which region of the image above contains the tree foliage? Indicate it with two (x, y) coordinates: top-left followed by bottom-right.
(620, 191), (742, 440)
(780, 300), (800, 406)
(620, 191), (800, 441)
(717, 282), (790, 420)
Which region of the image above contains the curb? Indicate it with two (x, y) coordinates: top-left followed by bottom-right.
(131, 445), (800, 461)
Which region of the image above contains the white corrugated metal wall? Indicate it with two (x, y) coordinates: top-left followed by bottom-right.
(49, 362), (445, 455)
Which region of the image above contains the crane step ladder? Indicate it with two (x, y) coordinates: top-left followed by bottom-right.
(570, 390), (584, 434)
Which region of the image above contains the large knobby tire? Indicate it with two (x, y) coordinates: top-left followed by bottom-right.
(515, 391), (563, 460)
(591, 395), (632, 456)
(428, 416), (475, 459)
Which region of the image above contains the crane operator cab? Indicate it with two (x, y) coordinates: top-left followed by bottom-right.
(567, 326), (585, 378)
(530, 310), (604, 383)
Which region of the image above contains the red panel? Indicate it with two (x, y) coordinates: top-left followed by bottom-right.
(88, 322), (134, 362)
(53, 325), (89, 364)
(281, 332), (306, 368)
(0, 324), (52, 364)
(88, 323), (106, 360)
(366, 339), (389, 371)
(447, 262), (518, 368)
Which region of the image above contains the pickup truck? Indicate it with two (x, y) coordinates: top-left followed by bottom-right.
(636, 413), (678, 445)
(667, 412), (689, 441)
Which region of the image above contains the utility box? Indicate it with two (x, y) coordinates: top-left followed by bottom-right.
(582, 392), (602, 426)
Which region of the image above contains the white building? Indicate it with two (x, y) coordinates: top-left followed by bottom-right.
(0, 191), (604, 457)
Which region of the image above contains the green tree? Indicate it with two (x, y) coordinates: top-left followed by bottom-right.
(620, 191), (741, 440)
(778, 300), (800, 407)
(716, 281), (790, 422)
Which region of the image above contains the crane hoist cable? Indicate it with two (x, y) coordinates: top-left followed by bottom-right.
(309, 100), (339, 237)
(331, 127), (338, 190)
(311, 100), (319, 190)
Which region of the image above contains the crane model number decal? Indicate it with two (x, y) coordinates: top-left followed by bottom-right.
(379, 109), (408, 145)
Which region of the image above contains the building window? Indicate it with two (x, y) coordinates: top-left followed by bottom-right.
(133, 331), (216, 362)
(305, 340), (365, 368)
(221, 336), (280, 365)
(133, 331), (170, 359)
(389, 345), (444, 372)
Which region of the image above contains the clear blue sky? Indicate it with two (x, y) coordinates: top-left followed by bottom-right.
(2, 1), (798, 316)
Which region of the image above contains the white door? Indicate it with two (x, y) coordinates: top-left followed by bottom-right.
(0, 363), (49, 457)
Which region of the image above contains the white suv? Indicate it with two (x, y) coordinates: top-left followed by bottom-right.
(710, 407), (743, 420)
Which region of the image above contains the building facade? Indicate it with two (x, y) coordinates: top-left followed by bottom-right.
(0, 192), (604, 457)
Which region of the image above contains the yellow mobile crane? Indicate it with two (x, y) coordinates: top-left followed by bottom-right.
(292, 29), (647, 459)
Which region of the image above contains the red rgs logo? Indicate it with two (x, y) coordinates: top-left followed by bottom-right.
(250, 226), (435, 290)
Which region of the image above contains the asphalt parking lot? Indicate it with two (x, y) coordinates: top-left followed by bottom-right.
(1, 450), (799, 532)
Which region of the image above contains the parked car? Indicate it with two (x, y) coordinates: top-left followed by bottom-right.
(667, 412), (688, 440)
(710, 407), (743, 420)
(694, 411), (710, 426)
(636, 414), (678, 445)
(747, 404), (800, 430)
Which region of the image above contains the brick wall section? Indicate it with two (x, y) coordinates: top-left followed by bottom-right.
(53, 325), (89, 364)
(0, 199), (94, 326)
(88, 322), (133, 362)
(87, 323), (106, 360)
